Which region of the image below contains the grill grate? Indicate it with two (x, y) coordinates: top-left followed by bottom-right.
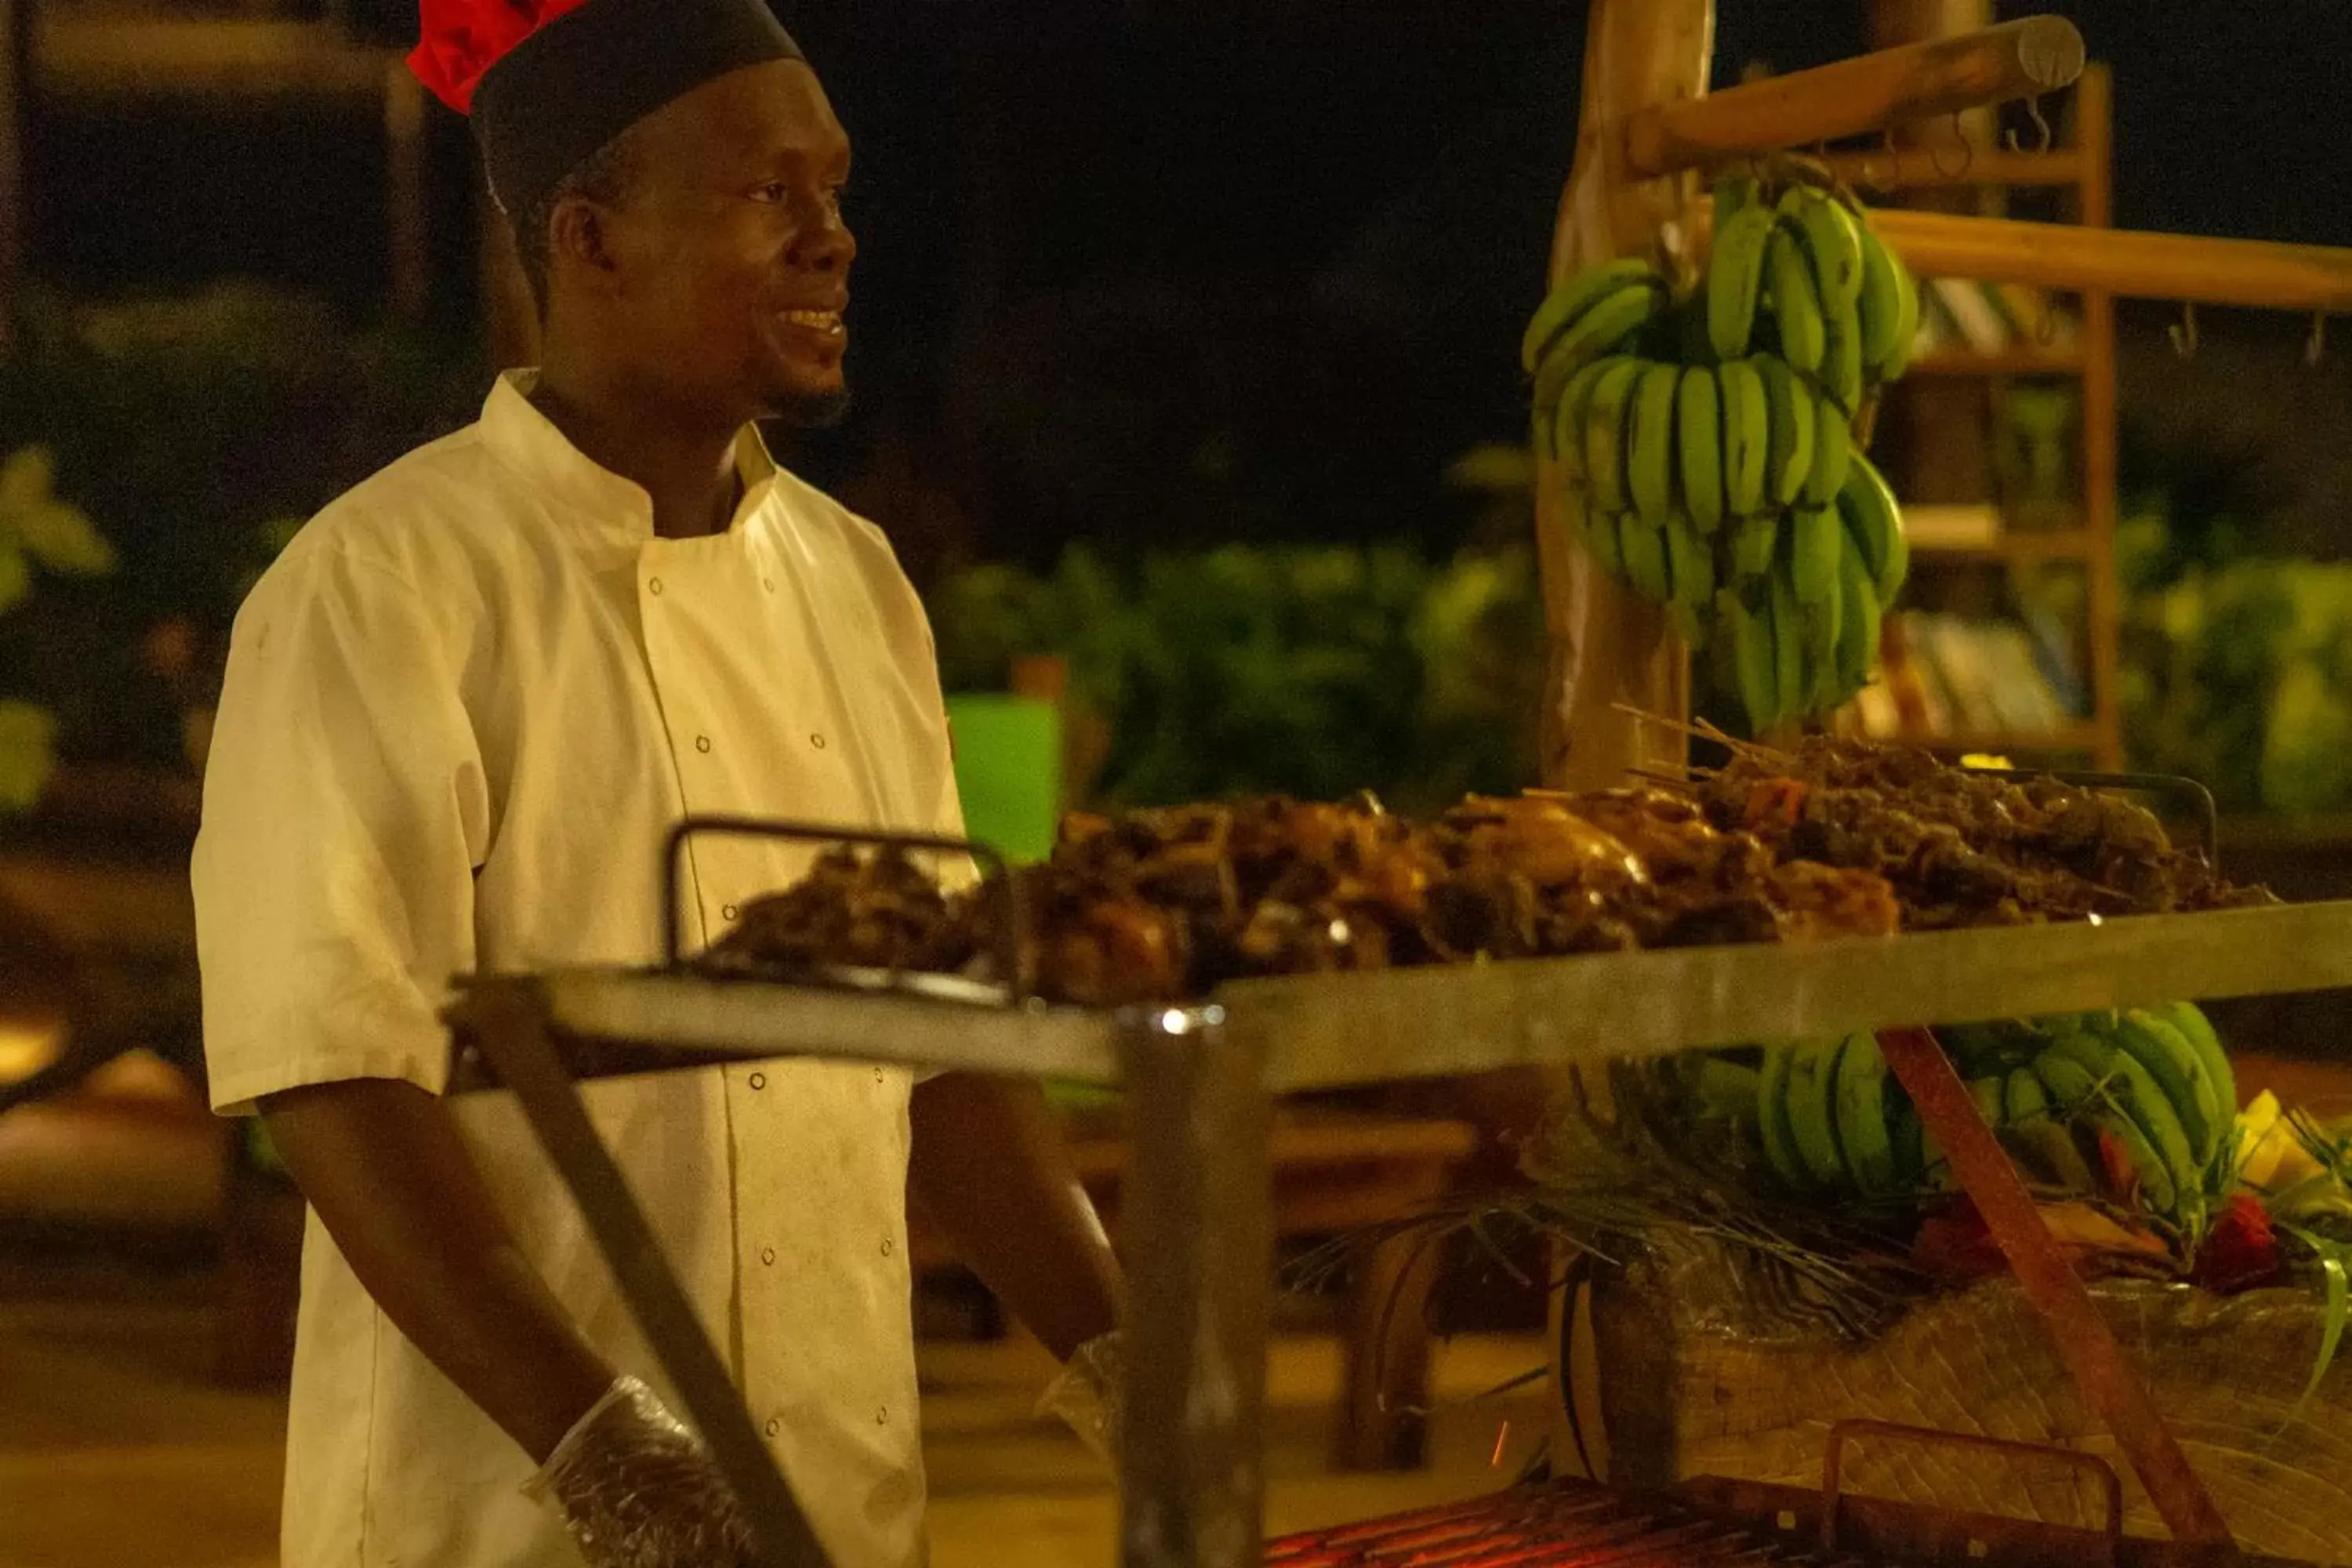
(1265, 1479), (1870, 1568)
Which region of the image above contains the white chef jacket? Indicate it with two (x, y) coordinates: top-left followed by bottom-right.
(193, 372), (960, 1568)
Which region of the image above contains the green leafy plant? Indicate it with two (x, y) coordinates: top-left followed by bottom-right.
(0, 446), (115, 809)
(928, 543), (1543, 812)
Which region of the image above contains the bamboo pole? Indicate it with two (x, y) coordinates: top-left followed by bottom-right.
(2077, 66), (2124, 772)
(1624, 16), (2082, 177)
(1873, 206), (2352, 311)
(1533, 0), (1712, 792)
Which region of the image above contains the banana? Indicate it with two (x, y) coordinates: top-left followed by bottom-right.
(1664, 509), (1715, 623)
(1726, 586), (1779, 735)
(1756, 1044), (1813, 1191)
(1804, 388), (1853, 507)
(1755, 355), (1816, 509)
(1823, 306), (1866, 417)
(1677, 366), (1726, 535)
(1708, 206), (1780, 361)
(1787, 504), (1840, 607)
(2004, 1064), (2051, 1124)
(2158, 1001), (2238, 1131)
(1715, 360), (1772, 517)
(1730, 514), (1779, 583)
(2041, 1032), (2190, 1217)
(1965, 1074), (2007, 1129)
(1833, 540), (1883, 700)
(1522, 257), (1663, 374)
(1833, 1031), (1900, 1195)
(1533, 284), (1668, 423)
(1780, 187), (1864, 309)
(1766, 223), (1826, 373)
(1769, 568), (1805, 727)
(1785, 1036), (1850, 1188)
(2112, 1009), (2223, 1169)
(1627, 361), (1683, 526)
(1620, 510), (1673, 603)
(1837, 452), (1907, 603)
(1857, 227), (1920, 381)
(1784, 191), (1865, 412)
(1580, 358), (1646, 514)
(2006, 1066), (2100, 1190)
(1549, 354), (1620, 473)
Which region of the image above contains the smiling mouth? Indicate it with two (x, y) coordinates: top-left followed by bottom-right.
(780, 308), (846, 336)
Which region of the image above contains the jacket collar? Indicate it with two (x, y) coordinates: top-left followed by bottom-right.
(479, 370), (780, 539)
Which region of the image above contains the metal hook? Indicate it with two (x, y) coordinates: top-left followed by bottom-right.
(2034, 295), (2061, 347)
(2309, 312), (2329, 368)
(2169, 303), (2199, 361)
(2003, 96), (2055, 156)
(1858, 128), (1903, 195)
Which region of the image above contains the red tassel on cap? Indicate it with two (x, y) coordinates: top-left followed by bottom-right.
(408, 0), (594, 113)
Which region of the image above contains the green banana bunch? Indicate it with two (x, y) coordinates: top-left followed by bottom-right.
(1694, 1004), (2236, 1221)
(1525, 262), (1671, 458)
(1531, 182), (1923, 707)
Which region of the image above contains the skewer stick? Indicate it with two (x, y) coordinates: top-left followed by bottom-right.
(1623, 17), (2083, 177)
(1872, 206), (2352, 312)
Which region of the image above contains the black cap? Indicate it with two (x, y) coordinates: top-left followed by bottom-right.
(471, 0), (804, 216)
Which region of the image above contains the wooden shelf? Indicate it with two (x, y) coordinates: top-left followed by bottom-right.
(1825, 147), (2086, 191)
(1912, 530), (2096, 564)
(34, 17), (398, 104)
(1908, 347), (2085, 376)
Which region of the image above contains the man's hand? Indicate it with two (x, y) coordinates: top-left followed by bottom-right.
(529, 1375), (757, 1567)
(907, 1073), (1122, 1362)
(260, 1078), (616, 1463)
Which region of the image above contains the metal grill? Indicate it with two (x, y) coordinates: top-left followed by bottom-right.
(1265, 1479), (1846, 1568)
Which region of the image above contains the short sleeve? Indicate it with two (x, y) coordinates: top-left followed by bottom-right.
(194, 539), (491, 1115)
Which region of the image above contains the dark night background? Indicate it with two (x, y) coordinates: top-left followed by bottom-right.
(14, 2), (2352, 589)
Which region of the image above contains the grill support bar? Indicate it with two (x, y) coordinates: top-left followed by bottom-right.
(1117, 1004), (1274, 1567)
(457, 978), (831, 1568)
(1876, 1027), (2234, 1547)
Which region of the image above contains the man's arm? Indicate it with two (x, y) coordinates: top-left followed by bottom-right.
(261, 1077), (614, 1463)
(907, 1073), (1121, 1360)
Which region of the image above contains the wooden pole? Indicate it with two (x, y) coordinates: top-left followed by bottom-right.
(1872, 206), (2352, 312)
(2077, 66), (2123, 771)
(1623, 17), (2082, 177)
(0, 0), (23, 354)
(1534, 0), (1713, 791)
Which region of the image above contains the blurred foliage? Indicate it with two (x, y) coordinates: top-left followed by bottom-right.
(0, 446), (115, 809)
(0, 283), (481, 768)
(930, 541), (1543, 814)
(2117, 428), (2352, 818)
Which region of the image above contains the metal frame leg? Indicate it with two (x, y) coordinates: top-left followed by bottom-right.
(1116, 1004), (1274, 1568)
(460, 978), (830, 1568)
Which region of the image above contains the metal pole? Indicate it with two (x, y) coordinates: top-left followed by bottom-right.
(459, 977), (831, 1568)
(1116, 1004), (1274, 1568)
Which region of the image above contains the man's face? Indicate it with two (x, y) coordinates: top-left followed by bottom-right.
(588, 59), (856, 426)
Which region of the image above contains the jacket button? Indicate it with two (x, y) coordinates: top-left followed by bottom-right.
(760, 1246), (777, 1266)
(723, 904), (739, 921)
(748, 1071), (765, 1090)
(648, 578), (664, 596)
(810, 733), (827, 750)
(695, 735), (712, 753)
(880, 1237), (893, 1257)
(764, 1417), (781, 1437)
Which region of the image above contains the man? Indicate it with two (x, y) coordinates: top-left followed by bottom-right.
(192, 2), (1122, 1563)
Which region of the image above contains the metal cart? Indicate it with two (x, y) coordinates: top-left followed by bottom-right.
(444, 815), (2352, 1568)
